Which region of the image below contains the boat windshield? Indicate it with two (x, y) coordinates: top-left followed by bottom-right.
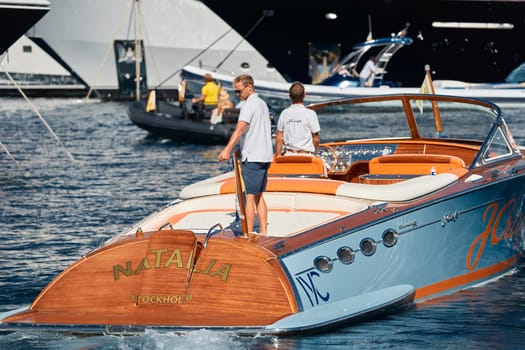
(310, 94), (520, 168)
(409, 99), (495, 142)
(313, 96), (498, 143)
(315, 101), (411, 142)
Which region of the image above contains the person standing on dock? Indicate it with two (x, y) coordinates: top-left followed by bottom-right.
(218, 74), (273, 235)
(275, 82), (320, 156)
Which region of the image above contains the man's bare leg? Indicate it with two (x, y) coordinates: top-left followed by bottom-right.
(245, 194), (256, 233)
(254, 192), (268, 234)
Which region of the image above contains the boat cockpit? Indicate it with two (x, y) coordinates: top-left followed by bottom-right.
(118, 94), (524, 239)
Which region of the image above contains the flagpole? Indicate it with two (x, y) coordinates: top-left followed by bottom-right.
(424, 65), (443, 137)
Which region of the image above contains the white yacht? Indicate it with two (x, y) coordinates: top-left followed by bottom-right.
(0, 0), (49, 52)
(1, 0), (285, 98)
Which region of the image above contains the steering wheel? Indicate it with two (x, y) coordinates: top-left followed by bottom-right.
(317, 145), (338, 173)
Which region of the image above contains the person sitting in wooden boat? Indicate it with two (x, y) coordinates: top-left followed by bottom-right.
(275, 82), (320, 156)
(191, 72), (220, 115)
(210, 88), (234, 124)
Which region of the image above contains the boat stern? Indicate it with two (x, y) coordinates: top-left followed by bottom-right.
(1, 229), (297, 330)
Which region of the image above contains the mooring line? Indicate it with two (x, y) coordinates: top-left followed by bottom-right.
(0, 62), (76, 163)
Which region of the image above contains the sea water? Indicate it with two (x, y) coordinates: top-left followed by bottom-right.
(0, 98), (524, 349)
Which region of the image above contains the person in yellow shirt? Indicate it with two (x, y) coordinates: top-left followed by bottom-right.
(191, 73), (220, 115)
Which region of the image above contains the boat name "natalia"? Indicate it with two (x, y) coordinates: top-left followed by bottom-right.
(113, 248), (231, 282)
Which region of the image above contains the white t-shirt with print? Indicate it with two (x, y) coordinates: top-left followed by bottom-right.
(277, 104), (320, 153)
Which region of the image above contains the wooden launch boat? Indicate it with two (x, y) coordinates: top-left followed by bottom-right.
(2, 94), (524, 334)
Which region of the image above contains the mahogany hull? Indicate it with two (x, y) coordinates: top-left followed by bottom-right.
(3, 230), (296, 327)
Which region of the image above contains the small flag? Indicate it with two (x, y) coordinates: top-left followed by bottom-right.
(417, 66), (435, 114)
(419, 73), (432, 95)
(178, 79), (187, 103)
(146, 90), (156, 112)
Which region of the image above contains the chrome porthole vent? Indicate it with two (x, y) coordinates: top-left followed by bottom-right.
(314, 256), (333, 273)
(360, 238), (377, 256)
(382, 229), (398, 248)
(337, 246), (355, 265)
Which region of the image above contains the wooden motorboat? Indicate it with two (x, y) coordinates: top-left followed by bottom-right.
(2, 94), (524, 335)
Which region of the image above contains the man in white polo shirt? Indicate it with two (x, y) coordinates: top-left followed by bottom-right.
(218, 74), (273, 235)
(275, 82), (320, 156)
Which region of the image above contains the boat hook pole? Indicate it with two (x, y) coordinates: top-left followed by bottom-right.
(233, 150), (249, 237)
(214, 10), (274, 72)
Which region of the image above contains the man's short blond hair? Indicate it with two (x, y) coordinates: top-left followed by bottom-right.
(233, 74), (254, 88)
